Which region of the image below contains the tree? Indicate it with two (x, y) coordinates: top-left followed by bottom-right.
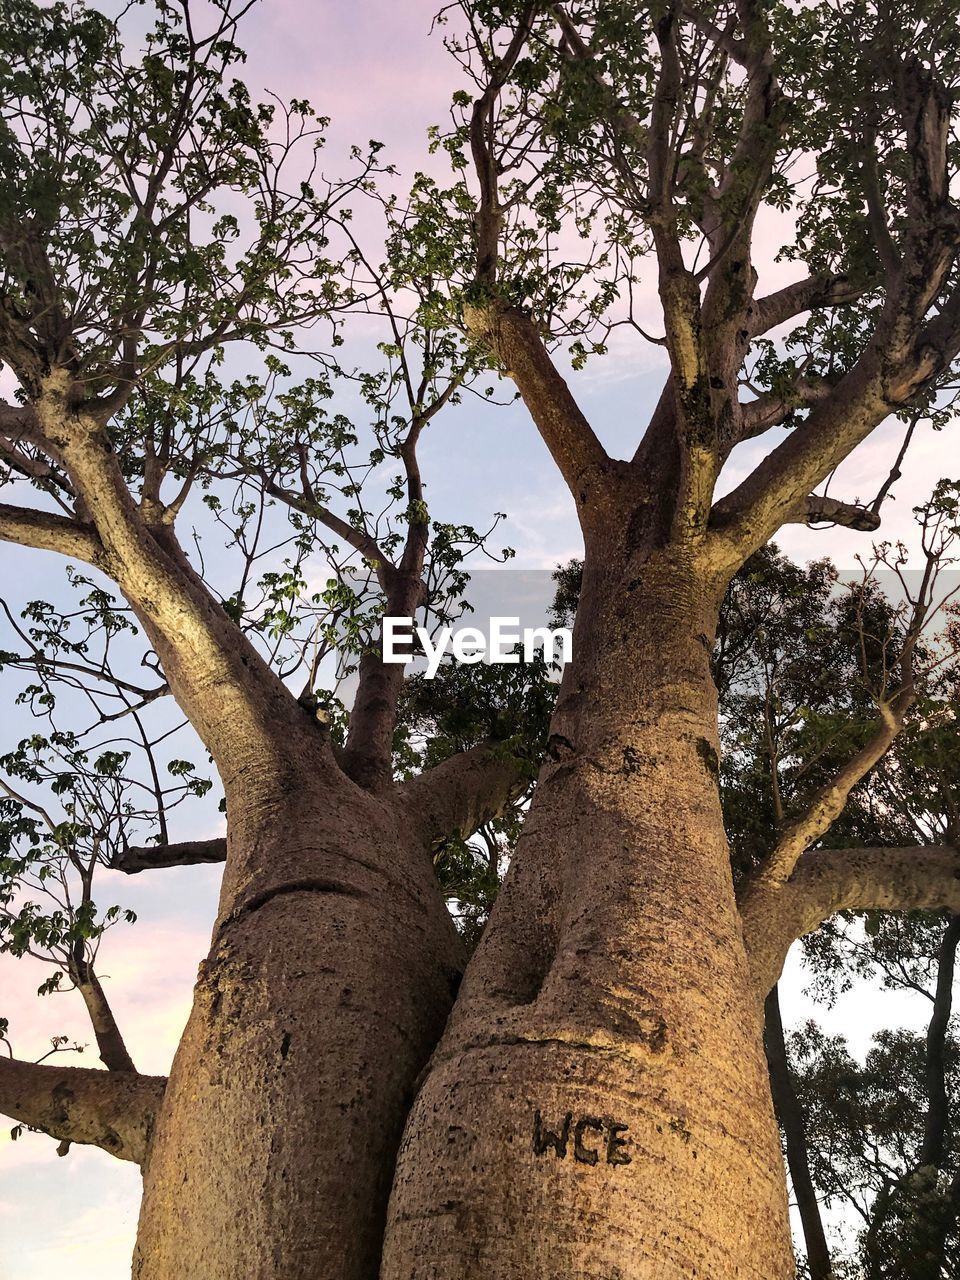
(755, 588), (960, 1279)
(3, 1), (960, 1277)
(784, 913), (960, 1279)
(699, 541), (960, 1276)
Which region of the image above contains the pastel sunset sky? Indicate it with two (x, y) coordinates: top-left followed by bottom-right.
(0, 2), (954, 1275)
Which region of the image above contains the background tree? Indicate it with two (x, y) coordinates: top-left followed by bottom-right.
(769, 619), (960, 1279)
(4, 1), (960, 1278)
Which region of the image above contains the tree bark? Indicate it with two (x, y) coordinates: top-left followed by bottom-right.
(112, 837), (227, 874)
(741, 845), (960, 996)
(381, 550), (794, 1279)
(132, 751), (464, 1280)
(0, 1055), (164, 1166)
(76, 970), (138, 1073)
(920, 914), (960, 1168)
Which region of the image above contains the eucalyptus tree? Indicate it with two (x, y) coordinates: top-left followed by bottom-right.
(785, 912), (960, 1280)
(707, 542), (960, 1276)
(770, 617), (960, 1279)
(4, 2), (960, 1279)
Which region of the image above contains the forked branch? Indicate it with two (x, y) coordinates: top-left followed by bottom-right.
(710, 57), (960, 564)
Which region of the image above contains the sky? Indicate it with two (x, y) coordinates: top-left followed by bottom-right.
(0, 2), (957, 1275)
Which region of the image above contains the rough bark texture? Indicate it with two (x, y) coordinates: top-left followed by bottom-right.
(382, 551), (794, 1279)
(0, 1056), (164, 1166)
(132, 751), (463, 1280)
(742, 845), (960, 995)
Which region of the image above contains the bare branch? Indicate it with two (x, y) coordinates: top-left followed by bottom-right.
(869, 409), (922, 516)
(0, 1055), (165, 1166)
(74, 971), (137, 1074)
(463, 302), (610, 517)
(747, 696), (913, 891)
(400, 742), (530, 846)
(738, 541), (942, 923)
(0, 501), (104, 563)
(737, 375), (837, 440)
(790, 496), (882, 532)
(261, 475), (399, 595)
(741, 844), (960, 995)
(112, 836), (226, 874)
(748, 273), (869, 338)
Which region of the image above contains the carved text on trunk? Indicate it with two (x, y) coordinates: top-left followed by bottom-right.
(532, 1110), (632, 1166)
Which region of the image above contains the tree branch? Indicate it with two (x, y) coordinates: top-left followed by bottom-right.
(737, 375), (837, 440)
(468, 5), (538, 284)
(764, 985), (834, 1280)
(748, 273), (871, 339)
(0, 1055), (165, 1166)
(710, 58), (960, 564)
(462, 301), (610, 517)
(741, 844), (960, 995)
(75, 969), (137, 1073)
(741, 541), (935, 899)
(647, 5), (705, 400)
(33, 380), (325, 781)
(921, 914), (960, 1167)
(681, 4), (751, 64)
(0, 501), (104, 563)
(112, 836), (227, 874)
(790, 495), (882, 532)
(748, 698), (911, 897)
(400, 741), (530, 847)
(860, 127), (900, 278)
(462, 10), (610, 518)
(340, 411), (432, 791)
(261, 475), (400, 596)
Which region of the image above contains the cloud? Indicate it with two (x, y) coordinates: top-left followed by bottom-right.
(0, 1156), (141, 1280)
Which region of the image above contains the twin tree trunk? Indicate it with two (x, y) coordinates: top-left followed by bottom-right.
(133, 756), (464, 1279)
(132, 546), (793, 1278)
(382, 547), (792, 1278)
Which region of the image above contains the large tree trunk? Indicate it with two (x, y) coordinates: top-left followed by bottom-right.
(133, 748), (462, 1280)
(382, 550), (794, 1278)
